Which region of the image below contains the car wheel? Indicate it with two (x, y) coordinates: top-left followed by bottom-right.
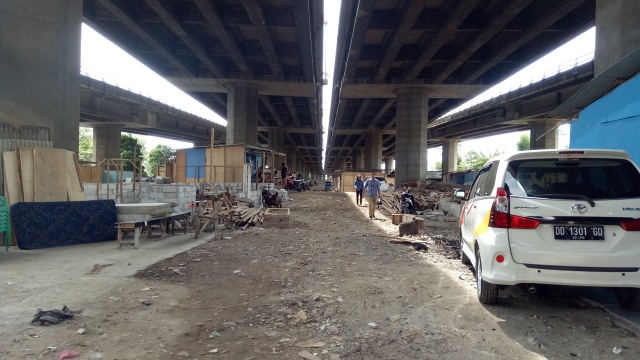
(460, 234), (471, 265)
(475, 249), (499, 304)
(613, 288), (640, 310)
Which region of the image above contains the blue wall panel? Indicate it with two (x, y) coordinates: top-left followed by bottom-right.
(571, 74), (640, 163)
(185, 148), (206, 180)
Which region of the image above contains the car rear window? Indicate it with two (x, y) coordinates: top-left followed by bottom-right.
(375, 176), (386, 182)
(504, 158), (640, 199)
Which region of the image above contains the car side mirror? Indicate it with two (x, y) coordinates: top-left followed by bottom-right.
(454, 189), (467, 201)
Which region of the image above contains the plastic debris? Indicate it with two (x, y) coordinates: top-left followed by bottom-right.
(57, 350), (80, 360)
(613, 346), (622, 355)
(31, 306), (74, 326)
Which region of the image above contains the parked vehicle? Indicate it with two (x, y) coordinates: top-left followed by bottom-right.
(400, 187), (417, 214)
(455, 149), (640, 309)
(261, 187), (282, 208)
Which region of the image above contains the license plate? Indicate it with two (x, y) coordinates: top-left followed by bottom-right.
(554, 226), (605, 240)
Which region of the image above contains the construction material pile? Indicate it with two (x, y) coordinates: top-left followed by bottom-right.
(377, 181), (469, 215)
(194, 190), (265, 238)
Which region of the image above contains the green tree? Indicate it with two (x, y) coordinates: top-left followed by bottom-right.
(146, 144), (176, 176)
(120, 134), (145, 172)
(517, 133), (530, 151)
(78, 127), (93, 161)
(459, 150), (502, 171)
(434, 161), (442, 171)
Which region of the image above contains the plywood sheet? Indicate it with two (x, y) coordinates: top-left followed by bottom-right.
(66, 151), (85, 201)
(176, 150), (186, 182)
(33, 148), (68, 201)
(17, 148), (35, 202)
(3, 151), (23, 205)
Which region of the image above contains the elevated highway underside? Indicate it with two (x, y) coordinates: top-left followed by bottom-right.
(83, 0), (324, 171)
(327, 0), (596, 174)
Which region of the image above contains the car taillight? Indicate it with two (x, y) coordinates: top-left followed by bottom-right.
(489, 187), (510, 228)
(620, 218), (640, 231)
(489, 187), (540, 229)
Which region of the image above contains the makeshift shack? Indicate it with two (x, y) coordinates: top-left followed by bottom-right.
(335, 171), (390, 193)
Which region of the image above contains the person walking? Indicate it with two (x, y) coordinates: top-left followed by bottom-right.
(354, 174), (364, 206)
(363, 171), (381, 219)
(281, 162), (288, 184)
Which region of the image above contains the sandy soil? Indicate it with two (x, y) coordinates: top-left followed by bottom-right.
(2, 188), (640, 359)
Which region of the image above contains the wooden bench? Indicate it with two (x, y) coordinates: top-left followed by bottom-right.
(117, 211), (191, 249)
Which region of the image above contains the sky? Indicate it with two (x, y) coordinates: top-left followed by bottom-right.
(81, 14), (595, 170)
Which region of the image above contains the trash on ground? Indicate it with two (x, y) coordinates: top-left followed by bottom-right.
(31, 305), (74, 326)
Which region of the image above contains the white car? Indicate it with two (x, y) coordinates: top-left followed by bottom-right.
(375, 176), (389, 192)
(455, 149), (640, 309)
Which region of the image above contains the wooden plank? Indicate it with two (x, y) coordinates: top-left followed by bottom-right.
(17, 148), (35, 202)
(2, 151), (23, 205)
(33, 148), (68, 201)
(66, 151), (86, 201)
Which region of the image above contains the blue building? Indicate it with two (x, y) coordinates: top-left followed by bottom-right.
(570, 74), (640, 163)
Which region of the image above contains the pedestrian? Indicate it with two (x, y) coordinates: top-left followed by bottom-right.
(281, 162), (288, 184)
(354, 174), (364, 206)
(363, 171), (381, 219)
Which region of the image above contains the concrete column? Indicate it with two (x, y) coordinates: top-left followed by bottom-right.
(352, 148), (365, 171)
(285, 147), (297, 175)
(93, 124), (124, 162)
(595, 0), (640, 76)
(268, 128), (286, 153)
(441, 139), (459, 178)
(364, 131), (383, 170)
(384, 157), (394, 173)
(0, 1), (82, 152)
(395, 88), (429, 186)
(530, 121), (560, 150)
(225, 83), (259, 146)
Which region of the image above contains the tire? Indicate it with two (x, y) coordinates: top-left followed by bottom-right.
(613, 288), (640, 310)
(475, 249), (499, 304)
(460, 234), (471, 265)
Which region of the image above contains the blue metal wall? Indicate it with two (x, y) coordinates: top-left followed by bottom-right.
(185, 148), (206, 181)
(571, 74), (640, 163)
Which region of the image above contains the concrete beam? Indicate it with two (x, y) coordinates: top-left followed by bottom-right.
(340, 84), (488, 99)
(168, 77), (316, 98)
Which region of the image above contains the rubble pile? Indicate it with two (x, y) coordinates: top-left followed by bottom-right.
(378, 181), (469, 214)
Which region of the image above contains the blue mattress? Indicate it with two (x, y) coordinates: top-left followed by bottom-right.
(11, 200), (117, 250)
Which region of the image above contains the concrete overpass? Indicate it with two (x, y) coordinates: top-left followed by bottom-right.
(326, 0), (640, 186)
(79, 74), (227, 144)
(2, 1), (640, 185)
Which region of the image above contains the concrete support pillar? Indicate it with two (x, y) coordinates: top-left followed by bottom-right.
(352, 148), (365, 171)
(441, 139), (459, 179)
(93, 124), (124, 162)
(384, 157), (394, 173)
(395, 88), (429, 186)
(268, 128), (286, 153)
(530, 121), (560, 150)
(268, 128), (286, 170)
(364, 131), (383, 170)
(285, 146), (297, 176)
(0, 1), (82, 153)
(225, 83), (259, 146)
(595, 0), (640, 76)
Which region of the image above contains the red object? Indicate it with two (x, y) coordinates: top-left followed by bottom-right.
(58, 350), (80, 360)
(496, 255), (505, 263)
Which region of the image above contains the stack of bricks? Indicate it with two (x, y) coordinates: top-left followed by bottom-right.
(82, 183), (197, 212)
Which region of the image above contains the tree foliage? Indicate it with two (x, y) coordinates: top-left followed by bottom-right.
(120, 134), (145, 172)
(459, 150), (502, 171)
(517, 133), (530, 151)
(146, 144), (176, 176)
(78, 127), (93, 161)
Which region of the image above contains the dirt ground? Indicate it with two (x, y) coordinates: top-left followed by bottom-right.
(2, 188), (640, 359)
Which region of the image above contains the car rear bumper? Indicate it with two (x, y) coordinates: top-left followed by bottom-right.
(482, 252), (640, 287)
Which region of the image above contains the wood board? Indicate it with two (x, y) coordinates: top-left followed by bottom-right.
(17, 148), (35, 202)
(66, 151), (85, 201)
(2, 151), (23, 205)
(33, 148), (68, 201)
